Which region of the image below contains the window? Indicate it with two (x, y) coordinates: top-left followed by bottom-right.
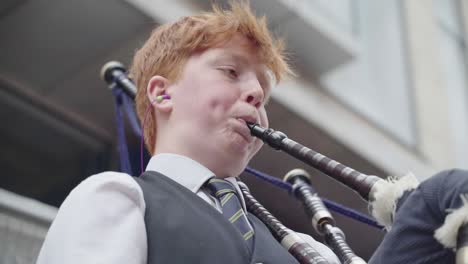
(319, 1), (415, 146)
(434, 0), (468, 166)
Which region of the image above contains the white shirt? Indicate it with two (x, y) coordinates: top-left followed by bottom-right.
(37, 153), (340, 263)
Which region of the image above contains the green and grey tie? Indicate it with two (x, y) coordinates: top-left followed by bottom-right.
(206, 178), (255, 251)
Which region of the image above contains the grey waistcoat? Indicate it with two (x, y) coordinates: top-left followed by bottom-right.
(133, 171), (299, 264)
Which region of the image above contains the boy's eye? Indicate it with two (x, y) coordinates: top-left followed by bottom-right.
(220, 68), (238, 79)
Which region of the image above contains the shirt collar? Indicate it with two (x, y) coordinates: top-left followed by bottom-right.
(145, 153), (214, 193)
(145, 153), (247, 210)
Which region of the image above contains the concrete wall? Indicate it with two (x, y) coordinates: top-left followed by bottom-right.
(0, 189), (57, 263)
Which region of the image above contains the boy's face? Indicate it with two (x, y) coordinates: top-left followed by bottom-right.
(168, 34), (271, 177)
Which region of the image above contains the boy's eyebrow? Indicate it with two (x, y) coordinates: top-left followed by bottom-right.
(211, 52), (248, 66)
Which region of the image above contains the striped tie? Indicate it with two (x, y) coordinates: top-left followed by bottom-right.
(206, 178), (255, 251)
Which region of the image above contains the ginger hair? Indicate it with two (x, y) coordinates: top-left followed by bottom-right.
(130, 1), (291, 154)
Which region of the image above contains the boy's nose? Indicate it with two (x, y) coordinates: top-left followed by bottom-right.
(242, 79), (264, 108)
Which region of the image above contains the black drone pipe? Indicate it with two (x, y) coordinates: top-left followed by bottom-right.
(101, 61), (137, 99)
(238, 181), (330, 264)
(284, 168), (366, 264)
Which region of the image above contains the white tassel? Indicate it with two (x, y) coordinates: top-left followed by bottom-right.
(370, 172), (419, 230)
(434, 194), (468, 249)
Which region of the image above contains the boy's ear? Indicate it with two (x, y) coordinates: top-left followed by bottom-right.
(147, 75), (173, 112)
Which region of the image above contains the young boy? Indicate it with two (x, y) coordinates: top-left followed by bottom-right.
(37, 2), (339, 263)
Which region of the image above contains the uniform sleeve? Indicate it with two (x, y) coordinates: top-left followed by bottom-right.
(36, 172), (147, 264)
(296, 232), (341, 264)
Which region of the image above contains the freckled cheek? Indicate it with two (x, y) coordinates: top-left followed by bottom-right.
(207, 93), (238, 114)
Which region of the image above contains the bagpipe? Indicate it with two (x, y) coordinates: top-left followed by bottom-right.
(101, 61), (468, 264)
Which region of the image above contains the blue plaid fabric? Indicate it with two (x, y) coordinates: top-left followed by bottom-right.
(206, 178), (255, 252)
(369, 169), (468, 264)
